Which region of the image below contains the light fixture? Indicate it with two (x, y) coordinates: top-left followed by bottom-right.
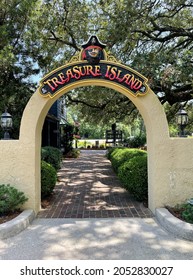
(1, 109), (13, 139)
(176, 108), (188, 137)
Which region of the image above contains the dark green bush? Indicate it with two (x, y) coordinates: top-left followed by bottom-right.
(108, 147), (147, 172)
(61, 124), (74, 154)
(41, 160), (57, 198)
(118, 154), (148, 202)
(126, 135), (146, 148)
(41, 146), (62, 171)
(182, 204), (193, 224)
(0, 184), (28, 215)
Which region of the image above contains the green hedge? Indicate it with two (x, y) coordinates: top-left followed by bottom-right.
(118, 155), (148, 202)
(107, 147), (148, 202)
(41, 146), (62, 171)
(106, 147), (124, 160)
(107, 147), (146, 172)
(0, 184), (28, 214)
(41, 160), (57, 198)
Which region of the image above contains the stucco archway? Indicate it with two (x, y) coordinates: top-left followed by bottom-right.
(1, 38), (193, 214)
(18, 77), (170, 214)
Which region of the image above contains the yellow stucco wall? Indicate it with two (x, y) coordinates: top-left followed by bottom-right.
(0, 80), (193, 214)
(0, 140), (40, 211)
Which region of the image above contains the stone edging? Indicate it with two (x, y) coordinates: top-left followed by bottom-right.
(155, 208), (193, 241)
(0, 209), (35, 240)
(1, 208), (193, 242)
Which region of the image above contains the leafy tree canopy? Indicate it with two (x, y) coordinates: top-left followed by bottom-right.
(0, 0), (39, 137)
(0, 0), (193, 137)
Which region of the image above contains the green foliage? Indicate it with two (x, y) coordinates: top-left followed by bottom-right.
(182, 204), (193, 224)
(41, 146), (60, 198)
(79, 121), (108, 139)
(62, 124), (74, 155)
(0, 184), (28, 215)
(41, 146), (62, 171)
(126, 135), (146, 148)
(98, 0), (193, 104)
(66, 86), (138, 126)
(106, 147), (125, 160)
(65, 1), (193, 124)
(107, 147), (146, 172)
(118, 155), (148, 202)
(0, 0), (38, 138)
(41, 160), (57, 198)
(107, 147), (148, 201)
(170, 202), (193, 224)
(1, 0), (193, 137)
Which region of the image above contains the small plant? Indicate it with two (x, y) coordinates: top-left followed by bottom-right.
(41, 160), (57, 198)
(0, 184), (28, 215)
(41, 146), (62, 171)
(182, 204), (193, 224)
(66, 149), (80, 158)
(167, 201), (193, 224)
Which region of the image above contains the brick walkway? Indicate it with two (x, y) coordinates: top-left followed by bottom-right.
(38, 150), (153, 219)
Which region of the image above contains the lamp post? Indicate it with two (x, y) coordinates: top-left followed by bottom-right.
(1, 109), (13, 139)
(176, 108), (188, 137)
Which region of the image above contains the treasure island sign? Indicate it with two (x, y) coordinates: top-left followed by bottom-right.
(39, 36), (149, 98)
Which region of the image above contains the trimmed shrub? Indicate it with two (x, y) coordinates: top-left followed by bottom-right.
(0, 184), (28, 215)
(106, 147), (124, 160)
(41, 160), (57, 198)
(118, 154), (148, 202)
(41, 146), (62, 171)
(108, 147), (147, 172)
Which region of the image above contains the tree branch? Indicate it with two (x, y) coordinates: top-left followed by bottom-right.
(66, 94), (109, 110)
(161, 85), (193, 105)
(48, 31), (80, 51)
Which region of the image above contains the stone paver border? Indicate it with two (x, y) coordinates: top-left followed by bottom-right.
(155, 208), (193, 241)
(0, 209), (35, 240)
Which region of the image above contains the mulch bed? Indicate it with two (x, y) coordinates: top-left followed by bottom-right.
(0, 195), (53, 225)
(0, 210), (22, 225)
(166, 206), (186, 221)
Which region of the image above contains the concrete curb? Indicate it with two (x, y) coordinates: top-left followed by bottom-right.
(0, 209), (35, 240)
(155, 208), (193, 241)
(1, 208), (193, 242)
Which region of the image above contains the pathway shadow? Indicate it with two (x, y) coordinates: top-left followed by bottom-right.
(38, 150), (153, 219)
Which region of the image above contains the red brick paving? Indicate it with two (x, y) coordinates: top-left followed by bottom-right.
(38, 150), (153, 219)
